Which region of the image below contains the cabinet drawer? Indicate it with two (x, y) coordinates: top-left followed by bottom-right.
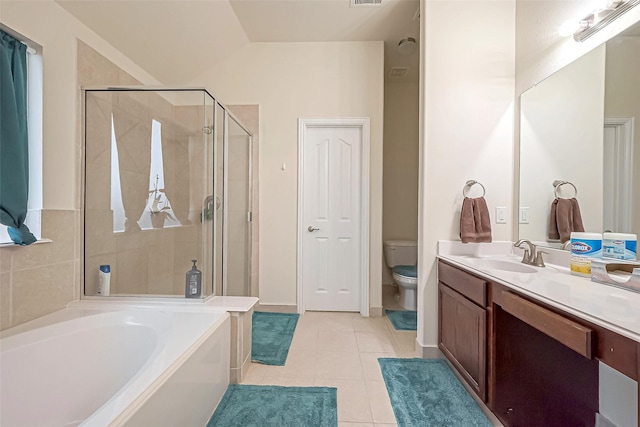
(500, 291), (593, 359)
(438, 261), (487, 307)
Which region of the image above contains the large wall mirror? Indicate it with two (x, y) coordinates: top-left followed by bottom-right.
(519, 20), (640, 248)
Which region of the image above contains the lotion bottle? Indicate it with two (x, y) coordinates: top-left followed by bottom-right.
(98, 265), (111, 296)
(185, 259), (202, 298)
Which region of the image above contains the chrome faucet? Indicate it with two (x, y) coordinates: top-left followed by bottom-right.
(514, 239), (547, 267)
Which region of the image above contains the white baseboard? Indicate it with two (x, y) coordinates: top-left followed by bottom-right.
(254, 304), (297, 313)
(369, 306), (383, 317)
(418, 343), (444, 359)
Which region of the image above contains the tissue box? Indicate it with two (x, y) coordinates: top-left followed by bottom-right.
(591, 259), (640, 293)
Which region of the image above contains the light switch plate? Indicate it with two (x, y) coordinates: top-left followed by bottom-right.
(519, 207), (530, 224)
(496, 207), (507, 224)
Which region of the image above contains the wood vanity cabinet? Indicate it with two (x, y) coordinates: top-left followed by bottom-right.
(439, 259), (640, 426)
(491, 282), (638, 426)
(438, 260), (489, 402)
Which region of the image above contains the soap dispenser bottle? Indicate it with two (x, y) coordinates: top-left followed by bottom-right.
(185, 259), (202, 298)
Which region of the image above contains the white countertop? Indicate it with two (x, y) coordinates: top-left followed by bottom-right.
(438, 241), (640, 344)
(202, 296), (259, 312)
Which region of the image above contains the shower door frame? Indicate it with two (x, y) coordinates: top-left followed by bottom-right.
(221, 108), (253, 298)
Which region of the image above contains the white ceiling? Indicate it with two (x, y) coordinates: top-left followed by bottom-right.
(57, 0), (250, 84)
(56, 0), (420, 84)
(230, 0), (420, 81)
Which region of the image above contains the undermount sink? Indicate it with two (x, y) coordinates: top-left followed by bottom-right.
(480, 259), (538, 274)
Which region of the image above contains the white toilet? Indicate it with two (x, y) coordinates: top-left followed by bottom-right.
(383, 240), (418, 311)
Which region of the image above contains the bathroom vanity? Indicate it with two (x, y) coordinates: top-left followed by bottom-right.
(437, 242), (640, 426)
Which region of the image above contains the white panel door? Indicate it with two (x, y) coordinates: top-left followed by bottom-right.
(603, 118), (634, 233)
(302, 125), (362, 311)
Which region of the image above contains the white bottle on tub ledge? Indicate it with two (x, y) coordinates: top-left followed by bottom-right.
(98, 265), (111, 296)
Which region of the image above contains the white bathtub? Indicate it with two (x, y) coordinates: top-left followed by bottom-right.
(0, 305), (230, 426)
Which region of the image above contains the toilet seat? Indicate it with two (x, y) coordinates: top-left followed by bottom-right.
(392, 265), (417, 285)
(392, 272), (418, 286)
(392, 265), (416, 277)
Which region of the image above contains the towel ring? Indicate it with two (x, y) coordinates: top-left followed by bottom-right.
(553, 180), (577, 199)
(463, 180), (485, 198)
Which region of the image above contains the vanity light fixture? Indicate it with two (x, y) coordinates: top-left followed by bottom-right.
(562, 0), (640, 41)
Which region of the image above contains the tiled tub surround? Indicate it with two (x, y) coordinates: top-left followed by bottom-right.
(206, 296), (258, 383)
(0, 210), (80, 331)
(437, 240), (640, 426)
(0, 304), (230, 426)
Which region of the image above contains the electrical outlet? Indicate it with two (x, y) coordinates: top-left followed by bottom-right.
(519, 207), (530, 224)
(496, 207), (507, 224)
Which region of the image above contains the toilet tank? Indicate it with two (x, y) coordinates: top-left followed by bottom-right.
(383, 240), (417, 268)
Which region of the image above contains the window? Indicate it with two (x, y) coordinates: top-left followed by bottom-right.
(110, 117), (179, 232)
(0, 27), (43, 245)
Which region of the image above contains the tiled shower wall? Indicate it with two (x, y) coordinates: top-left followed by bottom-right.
(1, 40), (260, 331)
(84, 89), (210, 296)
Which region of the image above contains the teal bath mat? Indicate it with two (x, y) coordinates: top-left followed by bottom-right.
(252, 311), (299, 366)
(379, 358), (491, 426)
(207, 384), (337, 427)
(386, 309), (417, 330)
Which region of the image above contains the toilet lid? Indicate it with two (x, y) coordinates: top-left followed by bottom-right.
(392, 265), (417, 278)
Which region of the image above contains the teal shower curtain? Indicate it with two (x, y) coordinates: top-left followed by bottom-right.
(0, 30), (36, 245)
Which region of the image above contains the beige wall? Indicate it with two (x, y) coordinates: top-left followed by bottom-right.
(418, 0), (516, 348)
(604, 37), (640, 235)
(191, 41), (385, 309)
(0, 1), (157, 330)
(383, 81), (419, 284)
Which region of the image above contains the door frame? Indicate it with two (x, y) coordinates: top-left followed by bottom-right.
(297, 118), (370, 316)
(604, 117), (634, 232)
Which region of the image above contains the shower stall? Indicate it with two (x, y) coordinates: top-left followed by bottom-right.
(83, 88), (252, 299)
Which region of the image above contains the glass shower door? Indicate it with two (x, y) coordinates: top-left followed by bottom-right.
(83, 88), (215, 298)
(224, 113), (252, 296)
(213, 103), (225, 297)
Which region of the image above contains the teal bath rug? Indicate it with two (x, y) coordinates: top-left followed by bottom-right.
(386, 309), (417, 331)
(378, 358), (491, 427)
(207, 384), (337, 427)
(252, 311), (299, 366)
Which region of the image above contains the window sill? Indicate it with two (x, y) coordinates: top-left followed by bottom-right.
(0, 238), (52, 248)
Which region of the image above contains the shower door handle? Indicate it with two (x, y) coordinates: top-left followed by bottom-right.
(307, 226), (320, 232)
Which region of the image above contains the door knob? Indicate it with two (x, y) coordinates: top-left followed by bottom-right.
(307, 226), (320, 232)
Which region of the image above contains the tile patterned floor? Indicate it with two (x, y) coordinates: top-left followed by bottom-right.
(242, 285), (416, 426)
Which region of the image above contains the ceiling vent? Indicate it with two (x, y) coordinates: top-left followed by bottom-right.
(350, 0), (383, 7)
(388, 67), (409, 78)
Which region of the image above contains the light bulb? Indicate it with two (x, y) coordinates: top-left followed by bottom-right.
(559, 20), (580, 37)
(559, 19), (590, 37)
